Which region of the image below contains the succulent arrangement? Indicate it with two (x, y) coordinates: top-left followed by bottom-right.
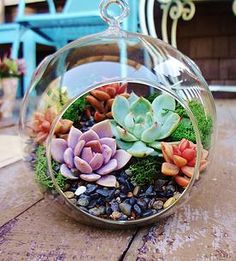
(29, 83), (213, 221)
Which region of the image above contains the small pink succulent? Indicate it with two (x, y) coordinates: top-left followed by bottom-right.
(51, 120), (132, 187)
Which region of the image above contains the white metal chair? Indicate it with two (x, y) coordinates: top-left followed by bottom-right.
(139, 0), (196, 48)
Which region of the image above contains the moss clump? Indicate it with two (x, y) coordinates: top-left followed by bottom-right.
(145, 92), (160, 103)
(34, 145), (66, 190)
(62, 95), (87, 123)
(170, 100), (213, 148)
(128, 156), (163, 186)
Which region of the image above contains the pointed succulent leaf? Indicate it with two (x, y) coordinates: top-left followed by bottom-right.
(91, 120), (113, 138)
(150, 150), (163, 157)
(116, 126), (138, 142)
(102, 144), (113, 164)
(89, 153), (104, 170)
(80, 173), (101, 182)
(60, 164), (78, 180)
(74, 156), (93, 174)
(96, 175), (117, 187)
(116, 139), (134, 150)
(74, 140), (86, 156)
(153, 113), (180, 140)
(144, 111), (154, 129)
(51, 138), (67, 163)
(79, 129), (99, 142)
(130, 97), (152, 118)
(112, 95), (130, 127)
(149, 141), (179, 150)
(100, 137), (116, 156)
(132, 123), (146, 139)
(152, 94), (176, 123)
(67, 126), (82, 149)
(128, 92), (139, 105)
(96, 159), (118, 175)
(149, 141), (162, 150)
(63, 148), (74, 169)
(127, 141), (154, 157)
(81, 147), (93, 163)
(124, 113), (135, 131)
(113, 149), (132, 170)
(110, 120), (120, 138)
(141, 122), (162, 143)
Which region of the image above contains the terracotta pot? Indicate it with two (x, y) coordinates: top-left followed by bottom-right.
(0, 77), (18, 119)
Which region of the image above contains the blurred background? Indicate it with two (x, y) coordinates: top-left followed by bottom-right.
(0, 0), (236, 102)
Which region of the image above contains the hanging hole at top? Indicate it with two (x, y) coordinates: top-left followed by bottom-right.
(99, 0), (129, 27)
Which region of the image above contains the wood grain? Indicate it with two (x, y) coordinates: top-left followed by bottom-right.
(0, 199), (136, 261)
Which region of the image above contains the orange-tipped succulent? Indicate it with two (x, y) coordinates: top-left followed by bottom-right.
(32, 107), (73, 144)
(161, 139), (208, 187)
(86, 82), (128, 122)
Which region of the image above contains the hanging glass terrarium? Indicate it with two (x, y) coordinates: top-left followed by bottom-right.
(20, 0), (216, 228)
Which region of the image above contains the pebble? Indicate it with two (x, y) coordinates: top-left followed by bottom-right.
(107, 189), (115, 200)
(129, 198), (137, 206)
(142, 209), (153, 218)
(145, 185), (154, 195)
(114, 189), (120, 197)
(75, 186), (86, 196)
(106, 206), (113, 215)
(148, 198), (155, 208)
(133, 186), (141, 196)
(119, 214), (128, 221)
(69, 198), (77, 205)
(163, 197), (176, 209)
(64, 191), (75, 199)
(119, 203), (132, 216)
(173, 192), (181, 200)
(127, 192), (133, 198)
(96, 189), (109, 197)
(111, 201), (119, 212)
(119, 193), (127, 200)
(89, 206), (105, 216)
(153, 200), (164, 210)
(133, 204), (142, 216)
(116, 197), (121, 203)
(77, 195), (90, 207)
(85, 184), (97, 195)
(137, 199), (147, 210)
(88, 199), (97, 209)
(110, 211), (122, 220)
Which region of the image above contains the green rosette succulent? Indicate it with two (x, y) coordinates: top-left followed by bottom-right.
(111, 93), (180, 157)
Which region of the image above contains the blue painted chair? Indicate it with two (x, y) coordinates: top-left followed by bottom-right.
(12, 0), (139, 94)
(16, 0), (139, 49)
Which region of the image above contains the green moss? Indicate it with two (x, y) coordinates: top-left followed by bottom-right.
(128, 156), (163, 186)
(34, 146), (66, 191)
(170, 100), (213, 148)
(62, 95), (88, 123)
(145, 92), (160, 103)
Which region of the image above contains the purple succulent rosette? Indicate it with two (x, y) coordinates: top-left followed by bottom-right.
(51, 120), (131, 187)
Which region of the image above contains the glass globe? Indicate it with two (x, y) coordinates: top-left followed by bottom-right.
(19, 0), (216, 228)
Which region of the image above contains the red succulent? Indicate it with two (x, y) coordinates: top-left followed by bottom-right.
(161, 139), (208, 187)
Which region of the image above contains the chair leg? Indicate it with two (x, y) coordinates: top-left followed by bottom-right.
(23, 35), (36, 94)
(11, 26), (26, 59)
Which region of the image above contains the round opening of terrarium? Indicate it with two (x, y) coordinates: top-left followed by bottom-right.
(44, 80), (211, 224)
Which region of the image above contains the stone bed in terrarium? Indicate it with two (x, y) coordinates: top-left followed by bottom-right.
(28, 82), (213, 222)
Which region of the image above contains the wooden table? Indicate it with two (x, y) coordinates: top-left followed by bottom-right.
(0, 99), (236, 261)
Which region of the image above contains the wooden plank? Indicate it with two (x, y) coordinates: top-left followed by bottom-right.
(124, 100), (236, 260)
(0, 160), (43, 227)
(0, 199), (136, 260)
